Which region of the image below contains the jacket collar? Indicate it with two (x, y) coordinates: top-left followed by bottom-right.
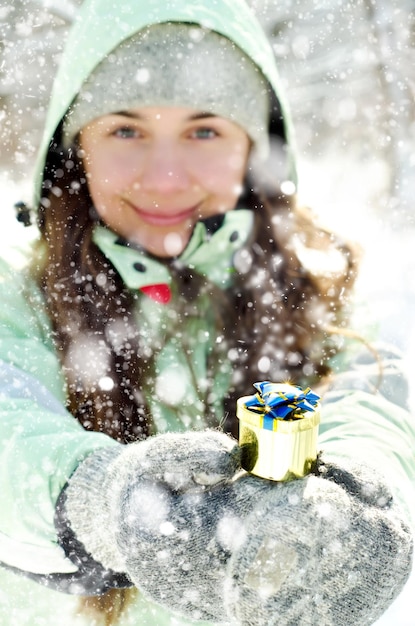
(92, 210), (254, 291)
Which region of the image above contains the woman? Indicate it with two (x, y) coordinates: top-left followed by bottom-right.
(0, 0), (413, 624)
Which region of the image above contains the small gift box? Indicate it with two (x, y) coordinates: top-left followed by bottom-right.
(237, 381), (320, 482)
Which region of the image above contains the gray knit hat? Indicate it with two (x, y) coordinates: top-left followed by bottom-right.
(62, 23), (270, 159)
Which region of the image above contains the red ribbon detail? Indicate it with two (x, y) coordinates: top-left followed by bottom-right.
(140, 284), (172, 304)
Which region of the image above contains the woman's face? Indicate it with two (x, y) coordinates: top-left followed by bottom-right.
(80, 106), (251, 257)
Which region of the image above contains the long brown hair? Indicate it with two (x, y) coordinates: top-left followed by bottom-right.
(33, 135), (358, 624)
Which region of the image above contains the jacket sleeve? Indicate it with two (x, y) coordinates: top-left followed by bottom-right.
(319, 342), (415, 528)
(0, 259), (119, 583)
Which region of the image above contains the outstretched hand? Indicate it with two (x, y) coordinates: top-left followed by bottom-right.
(115, 445), (412, 626)
(65, 430), (412, 625)
(226, 455), (412, 625)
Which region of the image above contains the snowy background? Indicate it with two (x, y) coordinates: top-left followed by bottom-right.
(0, 0), (414, 624)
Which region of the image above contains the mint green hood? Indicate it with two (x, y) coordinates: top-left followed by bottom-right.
(33, 0), (295, 204)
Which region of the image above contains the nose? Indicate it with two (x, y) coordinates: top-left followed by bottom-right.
(139, 141), (190, 195)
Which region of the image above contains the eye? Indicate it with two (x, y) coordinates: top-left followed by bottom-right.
(112, 126), (140, 139)
(190, 126), (219, 140)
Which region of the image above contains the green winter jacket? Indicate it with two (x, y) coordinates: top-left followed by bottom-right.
(0, 0), (414, 624)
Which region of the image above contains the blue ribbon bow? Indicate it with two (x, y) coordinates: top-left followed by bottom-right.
(244, 381), (320, 422)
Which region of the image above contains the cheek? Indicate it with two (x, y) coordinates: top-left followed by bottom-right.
(85, 158), (129, 199)
(227, 149), (249, 174)
(201, 157), (246, 199)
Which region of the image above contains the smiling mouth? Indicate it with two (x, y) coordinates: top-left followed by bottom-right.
(128, 202), (199, 227)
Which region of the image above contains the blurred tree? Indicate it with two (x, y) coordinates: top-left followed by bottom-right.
(364, 0), (415, 218)
(0, 0), (80, 175)
(248, 0), (415, 221)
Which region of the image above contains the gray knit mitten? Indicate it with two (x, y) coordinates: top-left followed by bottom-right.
(64, 432), (412, 625)
(64, 430), (242, 581)
(224, 456), (413, 626)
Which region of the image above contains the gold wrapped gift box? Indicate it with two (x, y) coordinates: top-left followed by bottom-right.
(237, 391), (320, 482)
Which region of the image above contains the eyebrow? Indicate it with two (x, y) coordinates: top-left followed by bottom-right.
(113, 111), (216, 121)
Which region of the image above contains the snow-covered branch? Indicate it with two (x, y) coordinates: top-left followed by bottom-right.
(29, 0), (78, 23)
